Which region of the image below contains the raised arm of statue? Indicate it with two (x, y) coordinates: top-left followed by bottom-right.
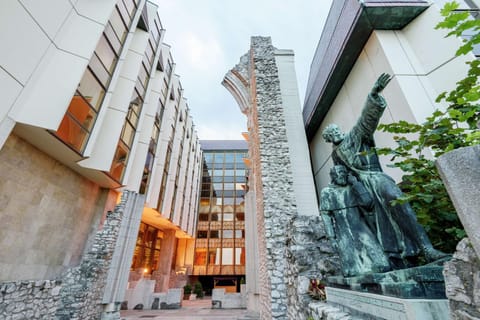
(351, 73), (392, 140)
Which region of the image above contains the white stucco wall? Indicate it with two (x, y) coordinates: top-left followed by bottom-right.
(309, 6), (471, 194)
(275, 50), (320, 214)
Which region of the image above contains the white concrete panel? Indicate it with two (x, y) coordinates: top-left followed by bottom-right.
(78, 107), (126, 170)
(276, 52), (319, 215)
(401, 6), (465, 74)
(309, 87), (355, 177)
(121, 50), (144, 82)
(73, 0), (117, 25)
(0, 68), (23, 120)
(373, 31), (415, 75)
(129, 29), (150, 56)
(10, 45), (88, 130)
(108, 77), (136, 112)
(19, 0), (73, 39)
(426, 55), (470, 109)
(0, 117), (16, 150)
(395, 75), (436, 124)
(124, 139), (148, 191)
(53, 11), (104, 59)
(0, 1), (50, 84)
(344, 51), (382, 120)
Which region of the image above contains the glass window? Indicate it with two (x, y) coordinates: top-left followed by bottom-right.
(95, 35), (117, 73)
(116, 2), (131, 26)
(104, 23), (122, 54)
(223, 213), (234, 221)
(203, 153), (214, 163)
(223, 190), (234, 197)
(236, 169), (246, 177)
(197, 231), (208, 238)
(199, 214), (209, 221)
(224, 162), (235, 169)
(212, 176), (223, 183)
(223, 205), (234, 213)
(223, 230), (233, 238)
(224, 170), (235, 176)
(224, 153), (234, 162)
(212, 183), (222, 192)
(223, 198), (234, 205)
(235, 153), (246, 161)
(235, 230), (243, 238)
(77, 68), (105, 111)
(223, 183), (234, 190)
(89, 54), (110, 88)
(222, 248), (234, 265)
(194, 249), (207, 265)
(235, 212), (245, 221)
(55, 95), (94, 152)
(223, 176), (234, 183)
(214, 152), (224, 163)
(210, 230), (219, 238)
(110, 8), (128, 43)
(123, 0), (137, 17)
(236, 162), (246, 170)
(109, 142), (128, 181)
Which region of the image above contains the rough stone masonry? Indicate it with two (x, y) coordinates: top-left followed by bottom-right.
(223, 36), (338, 320)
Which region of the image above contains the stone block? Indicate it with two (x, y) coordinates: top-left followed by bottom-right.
(327, 261), (448, 299)
(326, 287), (449, 320)
(436, 145), (480, 258)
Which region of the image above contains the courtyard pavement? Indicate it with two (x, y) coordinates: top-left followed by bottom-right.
(120, 297), (257, 320)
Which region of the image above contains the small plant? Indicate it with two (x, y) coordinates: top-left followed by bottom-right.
(308, 279), (326, 301)
(240, 277), (245, 285)
(183, 284), (192, 294)
(193, 281), (204, 298)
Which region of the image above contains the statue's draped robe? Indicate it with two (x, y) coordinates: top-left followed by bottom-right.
(320, 183), (390, 276)
(331, 94), (425, 260)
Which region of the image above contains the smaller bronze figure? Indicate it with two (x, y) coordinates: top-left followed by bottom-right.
(320, 165), (390, 276)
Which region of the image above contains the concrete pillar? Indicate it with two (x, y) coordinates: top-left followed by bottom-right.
(155, 229), (177, 292)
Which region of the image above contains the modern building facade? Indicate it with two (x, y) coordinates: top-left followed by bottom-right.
(192, 140), (248, 294)
(303, 0), (475, 194)
(0, 0), (201, 318)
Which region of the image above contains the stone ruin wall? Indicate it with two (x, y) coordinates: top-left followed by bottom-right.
(225, 36), (339, 320)
(0, 191), (135, 320)
(250, 37), (298, 319)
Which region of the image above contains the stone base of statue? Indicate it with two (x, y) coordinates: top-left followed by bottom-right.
(326, 258), (449, 299)
(326, 287), (449, 320)
(324, 259), (450, 319)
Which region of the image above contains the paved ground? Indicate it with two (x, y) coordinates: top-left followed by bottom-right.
(120, 297), (257, 320)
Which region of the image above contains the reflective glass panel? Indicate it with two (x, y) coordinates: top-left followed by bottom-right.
(77, 68), (105, 111)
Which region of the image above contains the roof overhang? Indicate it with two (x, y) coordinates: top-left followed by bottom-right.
(303, 0), (430, 141)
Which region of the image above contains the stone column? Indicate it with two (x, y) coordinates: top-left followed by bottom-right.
(436, 145), (480, 319)
(223, 36), (336, 320)
(152, 229), (177, 292)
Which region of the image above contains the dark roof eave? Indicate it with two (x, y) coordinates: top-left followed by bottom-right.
(303, 0), (430, 141)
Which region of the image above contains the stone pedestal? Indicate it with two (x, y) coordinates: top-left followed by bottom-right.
(326, 287), (449, 320)
(327, 260), (449, 299)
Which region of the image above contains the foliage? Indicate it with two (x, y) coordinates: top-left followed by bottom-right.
(193, 281), (204, 298)
(240, 277), (245, 285)
(376, 1), (479, 253)
(183, 283), (192, 294)
(308, 279), (326, 301)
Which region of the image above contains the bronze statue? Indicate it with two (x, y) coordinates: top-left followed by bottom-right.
(322, 73), (447, 269)
(320, 165), (391, 276)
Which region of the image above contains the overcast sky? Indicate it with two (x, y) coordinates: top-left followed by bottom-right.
(157, 0), (333, 140)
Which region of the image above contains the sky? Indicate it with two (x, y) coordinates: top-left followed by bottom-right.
(157, 0), (333, 140)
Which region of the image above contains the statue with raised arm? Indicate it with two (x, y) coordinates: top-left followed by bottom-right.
(322, 73), (448, 268)
(320, 165), (391, 276)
